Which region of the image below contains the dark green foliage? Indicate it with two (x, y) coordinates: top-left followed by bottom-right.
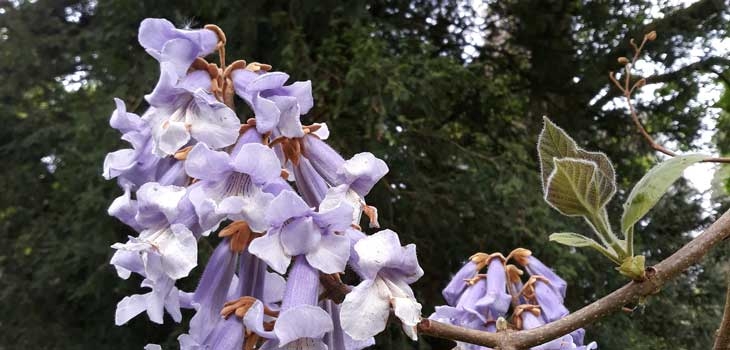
(1, 0), (729, 349)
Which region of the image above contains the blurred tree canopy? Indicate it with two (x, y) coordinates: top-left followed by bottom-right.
(1, 0), (730, 349)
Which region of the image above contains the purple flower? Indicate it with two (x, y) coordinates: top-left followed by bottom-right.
(442, 257), (483, 306)
(431, 277), (491, 327)
(103, 98), (187, 189)
(341, 229), (424, 341)
(525, 276), (569, 323)
(248, 190), (352, 274)
(138, 18), (219, 68)
(187, 239), (238, 340)
(258, 256), (333, 349)
(144, 71), (241, 156)
(512, 248), (567, 298)
(231, 69), (313, 138)
(179, 316), (245, 350)
(335, 152), (389, 197)
(111, 223), (197, 281)
(515, 306), (596, 350)
(185, 140), (282, 233)
(476, 256), (512, 319)
(323, 300), (375, 350)
(115, 276), (183, 325)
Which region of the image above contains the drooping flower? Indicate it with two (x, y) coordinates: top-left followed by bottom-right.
(138, 18), (220, 70)
(476, 255), (512, 319)
(521, 276), (569, 323)
(248, 190), (352, 274)
(511, 248), (567, 298)
(258, 256), (333, 349)
(231, 68), (313, 138)
(431, 276), (492, 330)
(441, 253), (494, 306)
(341, 229), (424, 340)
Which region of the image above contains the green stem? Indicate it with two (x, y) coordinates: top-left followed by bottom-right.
(590, 243), (622, 265)
(626, 226), (634, 257)
(589, 209), (628, 261)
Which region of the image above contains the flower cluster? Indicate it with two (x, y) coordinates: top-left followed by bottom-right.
(104, 19), (423, 349)
(431, 248), (598, 350)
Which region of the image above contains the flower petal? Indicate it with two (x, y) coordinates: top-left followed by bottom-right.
(266, 190), (312, 226)
(184, 143), (232, 181)
(217, 189), (274, 233)
(156, 120), (190, 156)
(336, 152), (389, 196)
(188, 92), (240, 149)
(115, 293), (148, 325)
(340, 279), (391, 341)
(306, 233), (350, 274)
(158, 224), (197, 280)
(231, 143), (282, 184)
(274, 304), (333, 346)
(248, 229), (291, 274)
(248, 72), (290, 91)
(280, 217), (321, 256)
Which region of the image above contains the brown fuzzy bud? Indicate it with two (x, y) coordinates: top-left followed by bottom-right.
(618, 57), (630, 65)
(645, 31), (657, 41)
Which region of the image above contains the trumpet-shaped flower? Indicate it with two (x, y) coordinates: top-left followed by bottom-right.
(231, 69), (313, 138)
(341, 229), (424, 341)
(248, 190), (352, 274)
(185, 140), (282, 233)
(138, 18), (219, 73)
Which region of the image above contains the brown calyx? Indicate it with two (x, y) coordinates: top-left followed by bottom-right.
(239, 118), (257, 134)
(220, 296), (279, 320)
(511, 304), (541, 330)
(362, 204), (380, 228)
(519, 275), (550, 302)
(219, 221), (259, 253)
(470, 252), (507, 271)
(173, 146), (193, 160)
(269, 137), (303, 166)
(464, 273), (486, 286)
(505, 264), (524, 283)
(507, 247), (532, 266)
(246, 62), (272, 72)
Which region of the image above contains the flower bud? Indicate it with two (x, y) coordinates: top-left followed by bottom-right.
(645, 31), (657, 41)
(617, 57), (630, 65)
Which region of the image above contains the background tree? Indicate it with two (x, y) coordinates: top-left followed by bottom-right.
(1, 0), (728, 349)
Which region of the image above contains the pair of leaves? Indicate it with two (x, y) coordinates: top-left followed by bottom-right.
(538, 117), (616, 218)
(539, 117), (707, 261)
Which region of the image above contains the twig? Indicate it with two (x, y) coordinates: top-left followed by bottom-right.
(611, 34), (730, 164)
(323, 209), (730, 349)
(714, 275), (730, 350)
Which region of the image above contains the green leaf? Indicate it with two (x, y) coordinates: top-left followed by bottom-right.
(549, 232), (600, 247)
(621, 154), (706, 234)
(538, 117), (616, 192)
(616, 255), (646, 280)
(545, 158), (616, 217)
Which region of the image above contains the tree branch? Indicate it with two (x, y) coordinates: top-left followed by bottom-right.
(323, 209), (730, 349)
(714, 275), (730, 350)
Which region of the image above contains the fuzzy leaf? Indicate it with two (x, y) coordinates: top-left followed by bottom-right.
(549, 232), (600, 247)
(538, 117), (615, 192)
(621, 154), (706, 234)
(545, 158), (616, 217)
